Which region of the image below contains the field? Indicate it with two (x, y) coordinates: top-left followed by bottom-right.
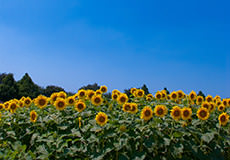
(0, 86), (229, 159)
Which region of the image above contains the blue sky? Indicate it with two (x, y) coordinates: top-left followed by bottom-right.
(0, 0), (229, 97)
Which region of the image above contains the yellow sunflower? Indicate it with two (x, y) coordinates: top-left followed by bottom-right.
(122, 103), (131, 112)
(209, 102), (216, 112)
(54, 98), (66, 110)
(117, 94), (128, 105)
(222, 99), (228, 107)
(181, 107), (192, 120)
(34, 95), (48, 109)
(24, 97), (32, 107)
(30, 110), (38, 123)
(146, 94), (153, 101)
(155, 91), (162, 100)
(18, 100), (25, 108)
(78, 89), (87, 99)
(95, 112), (108, 126)
(0, 104), (4, 110)
(177, 90), (185, 99)
(4, 102), (10, 110)
(197, 108), (209, 120)
(218, 112), (229, 126)
(100, 85), (108, 93)
(58, 91), (67, 99)
(202, 102), (210, 111)
(135, 89), (145, 98)
(112, 93), (119, 101)
(189, 90), (197, 101)
(75, 101), (86, 112)
(66, 96), (75, 106)
(130, 103), (138, 114)
(140, 106), (153, 121)
(95, 90), (102, 95)
(130, 88), (137, 95)
(87, 90), (95, 100)
(9, 102), (18, 113)
(216, 100), (222, 106)
(50, 92), (58, 104)
(196, 96), (204, 105)
(170, 91), (178, 101)
(91, 95), (103, 106)
(170, 106), (181, 121)
(161, 90), (167, 99)
(218, 104), (225, 112)
(112, 89), (121, 95)
(205, 95), (213, 103)
(154, 105), (168, 118)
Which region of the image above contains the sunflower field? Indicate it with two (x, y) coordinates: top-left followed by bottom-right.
(0, 86), (229, 159)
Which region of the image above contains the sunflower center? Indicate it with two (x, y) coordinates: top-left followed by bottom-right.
(120, 97), (126, 103)
(219, 106), (223, 110)
(172, 94), (177, 99)
(178, 93), (183, 98)
(131, 106), (136, 112)
(198, 98), (202, 102)
(138, 92), (143, 96)
(220, 115), (226, 122)
(200, 110), (207, 118)
(144, 110), (151, 116)
(99, 116), (105, 123)
(31, 113), (36, 120)
(190, 94), (195, 99)
(223, 101), (227, 105)
(157, 108), (163, 115)
(69, 99), (74, 104)
(101, 88), (106, 92)
(79, 92), (85, 97)
(125, 105), (131, 111)
(203, 104), (209, 109)
(25, 100), (30, 104)
(39, 99), (46, 106)
(183, 110), (189, 117)
(58, 101), (65, 108)
(77, 103), (84, 109)
(207, 98), (212, 102)
(113, 94), (118, 99)
(156, 94), (161, 99)
(95, 97), (101, 103)
(173, 110), (180, 117)
(11, 104), (16, 110)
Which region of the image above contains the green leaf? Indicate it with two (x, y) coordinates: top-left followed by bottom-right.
(201, 132), (215, 143)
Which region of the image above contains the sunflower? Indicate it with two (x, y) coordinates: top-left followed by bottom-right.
(161, 91), (167, 99)
(197, 108), (209, 120)
(177, 90), (185, 99)
(30, 110), (38, 123)
(66, 96), (75, 106)
(218, 112), (229, 126)
(205, 95), (213, 103)
(130, 88), (137, 95)
(222, 99), (228, 107)
(87, 90), (95, 100)
(218, 104), (225, 112)
(202, 102), (210, 111)
(216, 100), (222, 106)
(196, 96), (204, 105)
(34, 95), (48, 109)
(91, 95), (103, 106)
(154, 105), (168, 118)
(112, 89), (121, 95)
(170, 106), (181, 121)
(170, 91), (178, 101)
(130, 103), (138, 114)
(58, 91), (67, 99)
(122, 103), (131, 112)
(140, 106), (153, 121)
(95, 112), (108, 126)
(24, 97), (32, 107)
(209, 102), (216, 112)
(18, 100), (24, 108)
(112, 93), (119, 101)
(50, 92), (58, 104)
(0, 104), (4, 110)
(189, 90), (197, 101)
(181, 107), (192, 120)
(20, 96), (25, 101)
(9, 102), (18, 113)
(146, 94), (153, 101)
(75, 101), (86, 112)
(135, 89), (145, 98)
(155, 92), (162, 100)
(100, 85), (108, 93)
(78, 89), (87, 99)
(4, 102), (10, 110)
(54, 98), (66, 110)
(117, 94), (128, 105)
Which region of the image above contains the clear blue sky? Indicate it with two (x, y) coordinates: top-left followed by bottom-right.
(0, 0), (229, 97)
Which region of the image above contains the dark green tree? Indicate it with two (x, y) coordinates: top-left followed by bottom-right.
(141, 84), (150, 95)
(17, 73), (41, 98)
(163, 87), (170, 94)
(124, 88), (131, 97)
(42, 85), (65, 97)
(197, 91), (205, 98)
(79, 83), (100, 91)
(0, 73), (19, 101)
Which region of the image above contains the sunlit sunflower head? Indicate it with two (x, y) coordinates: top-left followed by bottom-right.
(24, 97), (32, 107)
(197, 108), (209, 120)
(91, 95), (103, 106)
(170, 91), (178, 101)
(155, 91), (162, 100)
(75, 101), (86, 112)
(154, 105), (168, 118)
(170, 106), (182, 121)
(216, 100), (222, 106)
(4, 102), (10, 110)
(95, 112), (108, 126)
(135, 89), (145, 98)
(78, 89), (87, 99)
(0, 103), (4, 110)
(87, 90), (95, 100)
(140, 106), (153, 121)
(189, 90), (197, 101)
(50, 92), (58, 104)
(30, 110), (38, 123)
(9, 102), (18, 113)
(112, 93), (119, 101)
(209, 102), (216, 112)
(100, 85), (108, 93)
(181, 107), (192, 120)
(58, 91), (67, 99)
(122, 103), (131, 112)
(146, 94), (153, 101)
(222, 99), (228, 107)
(218, 112), (229, 126)
(205, 95), (213, 103)
(196, 96), (204, 105)
(214, 95), (221, 101)
(161, 90), (167, 99)
(95, 90), (103, 95)
(54, 98), (66, 111)
(66, 96), (75, 106)
(130, 103), (138, 114)
(130, 88), (137, 95)
(18, 100), (25, 108)
(117, 94), (128, 105)
(177, 90), (185, 99)
(112, 89), (121, 95)
(34, 95), (48, 109)
(201, 102), (210, 111)
(218, 104), (225, 112)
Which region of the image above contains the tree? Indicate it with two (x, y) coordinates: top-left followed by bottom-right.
(79, 83), (100, 91)
(163, 87), (170, 94)
(197, 91), (205, 98)
(17, 73), (41, 98)
(42, 85), (65, 97)
(0, 73), (19, 101)
(141, 84), (149, 95)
